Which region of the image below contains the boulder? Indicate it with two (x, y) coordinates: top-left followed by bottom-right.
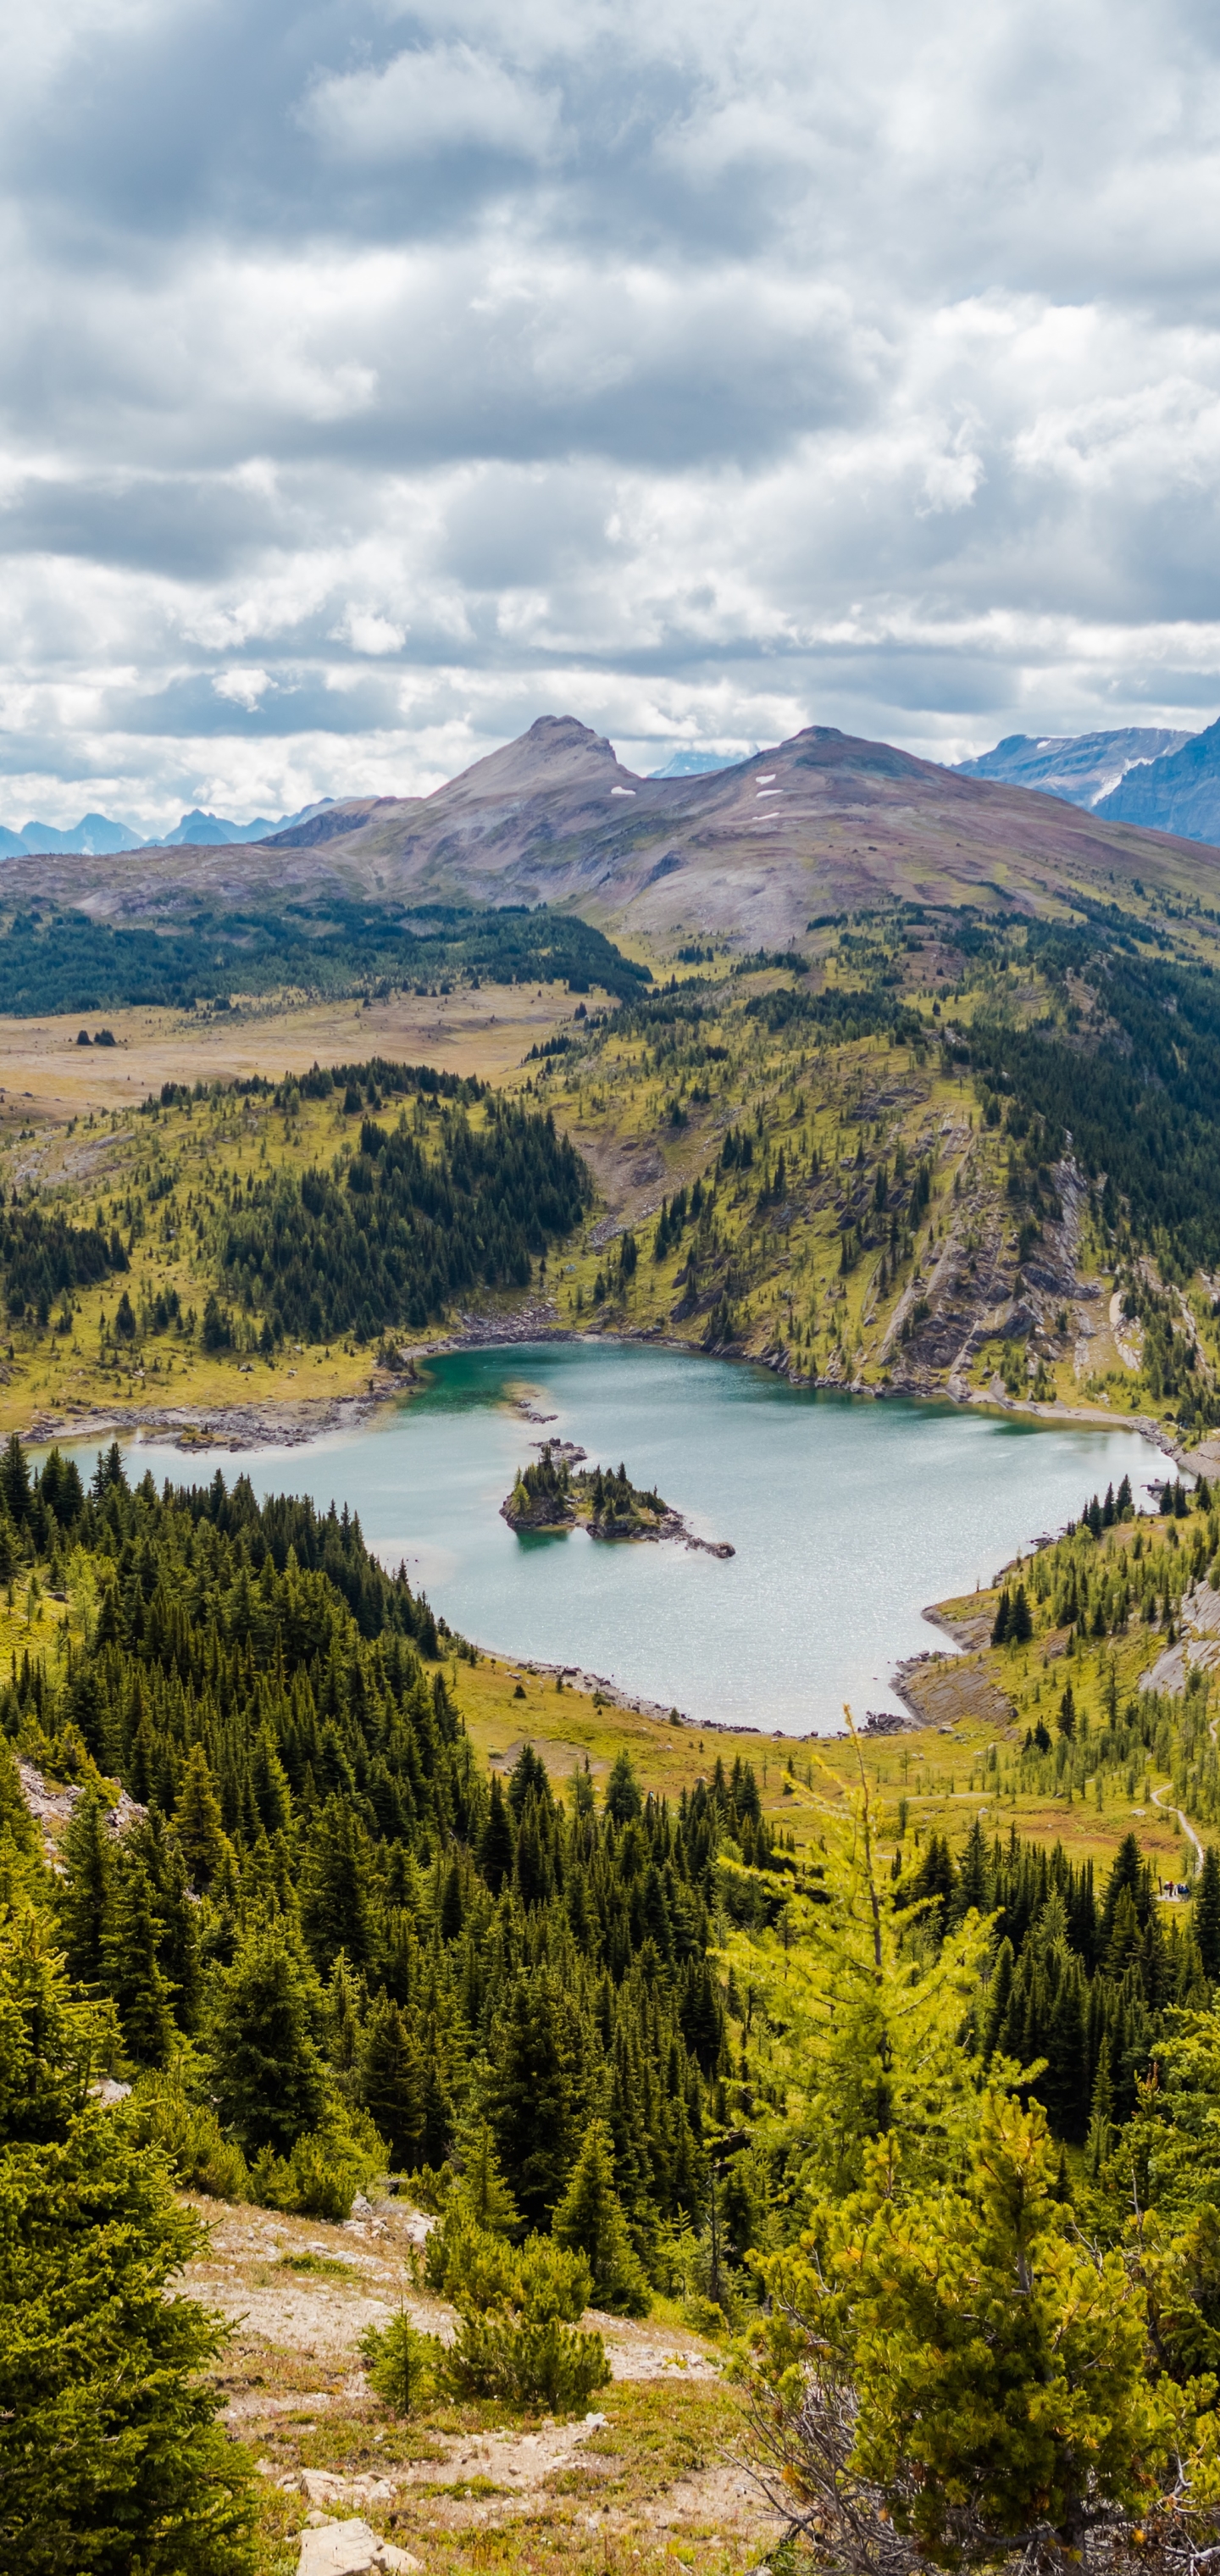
(297, 2518), (422, 2575)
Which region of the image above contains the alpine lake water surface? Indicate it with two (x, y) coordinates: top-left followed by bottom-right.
(64, 1339), (1172, 1735)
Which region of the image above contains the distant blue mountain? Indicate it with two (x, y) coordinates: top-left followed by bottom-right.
(2, 798), (335, 858)
(648, 749), (747, 778)
(14, 811), (146, 856)
(953, 728), (1191, 811)
(1095, 717), (1220, 847)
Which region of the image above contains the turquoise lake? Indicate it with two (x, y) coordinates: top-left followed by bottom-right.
(65, 1340), (1170, 1735)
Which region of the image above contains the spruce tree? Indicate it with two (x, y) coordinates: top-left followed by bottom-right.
(175, 1745), (229, 1890)
(358, 1990), (424, 2168)
(102, 1848), (176, 2068)
(552, 2117), (650, 2315)
(0, 1911), (255, 2573)
(487, 1970), (585, 2227)
(1195, 1845), (1220, 1982)
(605, 1751), (643, 1824)
(210, 1926), (328, 2155)
(58, 1786), (114, 1992)
(455, 2118), (521, 2235)
(0, 1430), (31, 1527)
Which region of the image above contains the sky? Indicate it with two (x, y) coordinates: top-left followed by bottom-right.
(4, 0), (1220, 831)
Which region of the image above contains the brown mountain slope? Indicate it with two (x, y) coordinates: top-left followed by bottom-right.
(7, 713), (1220, 935)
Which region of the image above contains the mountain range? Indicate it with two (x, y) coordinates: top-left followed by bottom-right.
(955, 719), (1220, 847)
(952, 727), (1191, 810)
(3, 713), (1220, 952)
(0, 800), (333, 858)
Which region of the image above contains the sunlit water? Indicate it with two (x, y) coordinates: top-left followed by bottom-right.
(53, 1340), (1169, 1735)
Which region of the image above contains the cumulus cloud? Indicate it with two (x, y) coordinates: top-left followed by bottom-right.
(0, 0), (1218, 827)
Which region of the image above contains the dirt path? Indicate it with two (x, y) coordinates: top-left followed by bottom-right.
(1150, 1779), (1204, 1875)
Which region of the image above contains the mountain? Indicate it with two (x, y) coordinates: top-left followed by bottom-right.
(648, 749), (746, 778)
(953, 727), (1192, 809)
(2, 797), (335, 860)
(1095, 717), (1220, 847)
(11, 811), (146, 856)
(8, 711), (1218, 952)
(160, 800), (334, 847)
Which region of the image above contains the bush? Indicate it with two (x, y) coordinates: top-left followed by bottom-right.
(248, 2103), (385, 2220)
(516, 2234), (591, 2324)
(443, 2312), (610, 2412)
(127, 2071), (251, 2203)
(360, 2311), (444, 2414)
(425, 2209), (519, 2307)
(426, 2210), (591, 2323)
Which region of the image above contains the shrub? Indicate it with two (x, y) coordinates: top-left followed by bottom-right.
(443, 2312), (610, 2412)
(425, 2209), (519, 2307)
(427, 2210), (591, 2323)
(248, 2103), (385, 2220)
(516, 2234), (591, 2325)
(360, 2310), (444, 2414)
(127, 2071), (251, 2203)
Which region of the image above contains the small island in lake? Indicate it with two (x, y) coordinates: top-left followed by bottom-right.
(501, 1442), (733, 1556)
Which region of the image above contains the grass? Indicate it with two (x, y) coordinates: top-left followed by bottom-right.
(236, 2365), (766, 2576)
(273, 2251), (357, 2280)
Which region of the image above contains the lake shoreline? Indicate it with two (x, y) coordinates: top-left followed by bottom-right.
(36, 1337), (1168, 1739)
(18, 1312), (1192, 1478)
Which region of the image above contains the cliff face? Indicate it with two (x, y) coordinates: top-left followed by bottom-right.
(1096, 716), (1220, 848)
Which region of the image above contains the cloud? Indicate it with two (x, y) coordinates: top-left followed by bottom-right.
(302, 42), (562, 166)
(1, 0), (1220, 826)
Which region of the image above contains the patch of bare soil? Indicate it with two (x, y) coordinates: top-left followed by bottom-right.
(183, 2193), (722, 2390)
(183, 2192), (781, 2567)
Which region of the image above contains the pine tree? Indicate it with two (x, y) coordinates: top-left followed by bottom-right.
(990, 1589), (1011, 1647)
(552, 2117), (650, 2315)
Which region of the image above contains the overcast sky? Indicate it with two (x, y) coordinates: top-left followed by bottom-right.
(3, 0), (1220, 830)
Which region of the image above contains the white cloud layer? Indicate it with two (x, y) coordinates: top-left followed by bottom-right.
(1, 0), (1219, 827)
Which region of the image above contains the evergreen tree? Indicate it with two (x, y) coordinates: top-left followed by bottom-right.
(0, 1910), (255, 2573)
(487, 1970), (587, 2228)
(1195, 1845), (1220, 1982)
(605, 1751), (643, 1825)
(479, 1773), (514, 1896)
(0, 1429), (31, 1527)
(175, 1744), (229, 1890)
(358, 1990), (424, 2168)
(552, 2117), (650, 2315)
(102, 1848), (176, 2068)
(455, 2118), (521, 2236)
(210, 1927), (328, 2155)
(58, 1786), (114, 1992)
